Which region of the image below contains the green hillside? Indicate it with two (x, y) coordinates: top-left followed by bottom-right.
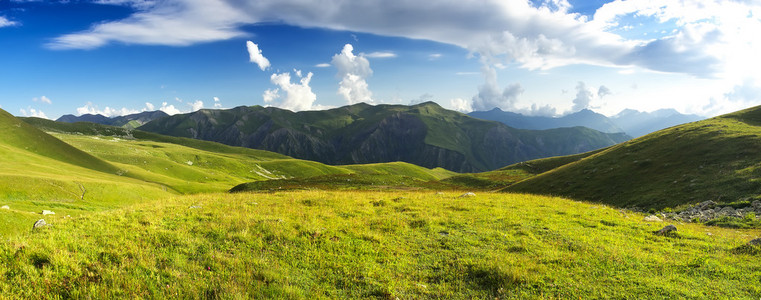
(0, 110), (175, 236)
(139, 102), (630, 172)
(506, 105), (761, 209)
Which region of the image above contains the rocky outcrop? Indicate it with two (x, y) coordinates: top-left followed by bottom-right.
(662, 200), (761, 222)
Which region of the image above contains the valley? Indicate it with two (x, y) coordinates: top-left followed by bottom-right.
(0, 106), (760, 298)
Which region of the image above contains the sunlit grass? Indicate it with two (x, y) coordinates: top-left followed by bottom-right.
(2, 191), (759, 298)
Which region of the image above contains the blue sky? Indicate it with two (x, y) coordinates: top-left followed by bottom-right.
(1, 0), (760, 119)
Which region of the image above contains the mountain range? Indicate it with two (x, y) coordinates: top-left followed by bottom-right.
(469, 107), (704, 137)
(137, 102), (630, 172)
(57, 110), (169, 129)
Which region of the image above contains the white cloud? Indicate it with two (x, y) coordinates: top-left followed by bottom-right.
(213, 96), (222, 108)
(429, 53), (443, 60)
(448, 98), (472, 112)
(46, 0), (759, 79)
(365, 51), (397, 58)
(75, 100), (201, 117)
(0, 16), (18, 28)
(77, 102), (140, 117)
(331, 44), (373, 104)
(19, 108), (48, 119)
(263, 70), (317, 111)
(314, 63), (331, 68)
(571, 82), (594, 112)
(159, 102), (182, 115)
(33, 96), (52, 104)
(47, 0), (250, 49)
(246, 40), (270, 71)
(470, 64), (524, 111)
(190, 100), (204, 111)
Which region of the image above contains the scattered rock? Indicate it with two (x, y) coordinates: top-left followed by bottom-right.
(643, 215), (663, 222)
(1, 205), (9, 210)
(749, 238), (761, 246)
(32, 219), (48, 230)
(459, 192), (476, 198)
(42, 210), (55, 216)
(696, 200), (716, 209)
(753, 200), (761, 208)
(189, 205), (202, 209)
(654, 224), (677, 235)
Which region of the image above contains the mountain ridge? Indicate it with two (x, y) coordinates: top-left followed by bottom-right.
(138, 102), (630, 172)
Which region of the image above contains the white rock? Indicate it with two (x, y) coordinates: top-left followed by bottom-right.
(1, 205), (9, 210)
(459, 192), (476, 198)
(643, 215), (663, 222)
(42, 210), (55, 215)
(33, 219), (48, 229)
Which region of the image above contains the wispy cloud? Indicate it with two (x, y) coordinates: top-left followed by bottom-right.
(0, 16), (18, 28)
(314, 63), (331, 68)
(365, 51), (397, 58)
(33, 96), (52, 104)
(45, 0), (761, 81)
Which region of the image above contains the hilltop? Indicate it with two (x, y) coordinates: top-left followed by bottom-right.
(505, 105), (761, 209)
(139, 102), (629, 172)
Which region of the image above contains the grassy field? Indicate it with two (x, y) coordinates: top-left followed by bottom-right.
(1, 191), (759, 298)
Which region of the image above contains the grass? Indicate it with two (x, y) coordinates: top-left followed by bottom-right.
(1, 191), (759, 298)
(506, 105), (761, 209)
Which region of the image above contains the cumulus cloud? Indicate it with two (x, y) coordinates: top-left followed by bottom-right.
(571, 82), (594, 112)
(190, 100), (204, 111)
(331, 44), (373, 104)
(33, 96), (52, 104)
(448, 98), (472, 112)
(19, 108), (48, 119)
(246, 40), (270, 71)
(145, 102), (155, 110)
(470, 65), (524, 111)
(213, 96), (222, 108)
(262, 70), (317, 111)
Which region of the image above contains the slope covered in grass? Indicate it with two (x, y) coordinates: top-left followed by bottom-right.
(506, 105), (761, 209)
(2, 191), (758, 298)
(0, 110), (174, 236)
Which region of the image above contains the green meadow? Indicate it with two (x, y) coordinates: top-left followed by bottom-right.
(1, 109), (760, 298)
(2, 191), (760, 298)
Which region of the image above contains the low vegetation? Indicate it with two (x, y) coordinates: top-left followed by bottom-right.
(2, 191), (759, 298)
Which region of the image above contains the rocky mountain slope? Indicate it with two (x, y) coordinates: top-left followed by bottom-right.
(139, 102), (630, 172)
